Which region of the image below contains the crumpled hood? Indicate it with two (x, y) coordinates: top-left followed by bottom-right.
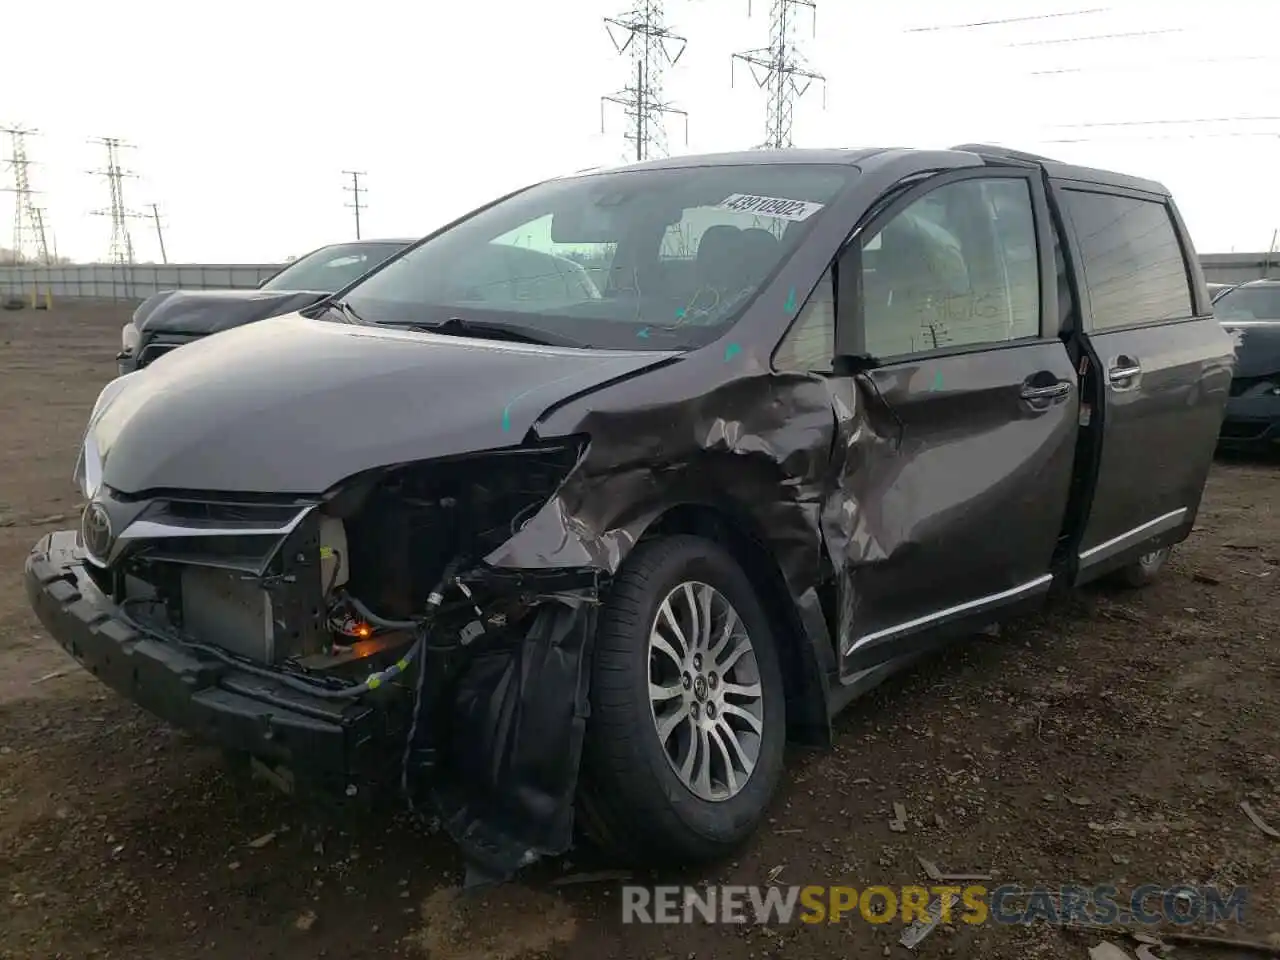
(91, 314), (680, 495)
(1221, 320), (1280, 379)
(131, 288), (329, 336)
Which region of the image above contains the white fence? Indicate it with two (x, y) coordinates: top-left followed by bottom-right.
(0, 263), (287, 301)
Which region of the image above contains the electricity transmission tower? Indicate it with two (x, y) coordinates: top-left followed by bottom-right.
(601, 2), (689, 162)
(732, 0), (827, 149)
(89, 137), (144, 264)
(2, 125), (51, 263)
(343, 171), (366, 239)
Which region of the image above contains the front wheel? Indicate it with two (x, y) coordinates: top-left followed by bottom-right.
(579, 535), (787, 865)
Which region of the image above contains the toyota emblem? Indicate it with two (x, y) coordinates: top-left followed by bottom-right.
(81, 500), (114, 561)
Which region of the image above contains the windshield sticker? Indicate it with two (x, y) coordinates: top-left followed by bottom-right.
(784, 287), (798, 314)
(717, 194), (825, 221)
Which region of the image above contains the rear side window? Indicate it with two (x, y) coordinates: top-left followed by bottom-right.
(1061, 190), (1194, 329)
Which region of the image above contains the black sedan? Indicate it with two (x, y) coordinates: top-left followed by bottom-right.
(1213, 278), (1280, 450)
(117, 238), (413, 373)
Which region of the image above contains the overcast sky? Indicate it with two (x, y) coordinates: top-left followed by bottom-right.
(6, 0), (1279, 263)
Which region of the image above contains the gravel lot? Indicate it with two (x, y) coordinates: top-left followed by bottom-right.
(1, 301), (1277, 960)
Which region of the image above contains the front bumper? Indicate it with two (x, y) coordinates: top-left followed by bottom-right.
(24, 530), (396, 780)
(1218, 393), (1280, 449)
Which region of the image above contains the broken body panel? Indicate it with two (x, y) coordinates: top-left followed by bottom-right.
(25, 146), (1233, 881)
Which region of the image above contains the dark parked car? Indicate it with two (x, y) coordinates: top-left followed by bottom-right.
(117, 238), (413, 373)
(27, 145), (1233, 883)
(1212, 278), (1280, 450)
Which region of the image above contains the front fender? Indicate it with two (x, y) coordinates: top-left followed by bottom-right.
(483, 372), (838, 597)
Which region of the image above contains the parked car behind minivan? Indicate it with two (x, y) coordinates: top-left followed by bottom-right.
(1212, 278), (1280, 450)
(117, 238), (413, 373)
(28, 144), (1234, 883)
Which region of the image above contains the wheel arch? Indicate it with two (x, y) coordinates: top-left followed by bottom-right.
(637, 501), (835, 747)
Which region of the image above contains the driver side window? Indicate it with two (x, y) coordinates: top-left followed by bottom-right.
(774, 175), (1041, 371)
(861, 177), (1040, 357)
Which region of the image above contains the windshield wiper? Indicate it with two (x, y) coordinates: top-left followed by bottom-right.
(308, 298), (366, 324)
(375, 315), (584, 348)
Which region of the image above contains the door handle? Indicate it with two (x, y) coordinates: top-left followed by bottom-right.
(1108, 356), (1142, 385)
(1020, 380), (1073, 402)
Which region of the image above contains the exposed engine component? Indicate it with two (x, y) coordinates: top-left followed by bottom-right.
(319, 514), (350, 594)
(108, 442), (583, 676)
(180, 567), (275, 662)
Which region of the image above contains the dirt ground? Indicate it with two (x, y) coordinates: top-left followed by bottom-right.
(0, 301), (1277, 960)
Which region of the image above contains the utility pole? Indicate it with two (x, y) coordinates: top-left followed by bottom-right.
(89, 137), (145, 264)
(602, 2), (689, 162)
(343, 170), (366, 239)
(2, 125), (51, 264)
(150, 203), (169, 264)
(732, 0), (827, 150)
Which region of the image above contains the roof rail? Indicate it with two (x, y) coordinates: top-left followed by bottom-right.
(950, 143), (1060, 165)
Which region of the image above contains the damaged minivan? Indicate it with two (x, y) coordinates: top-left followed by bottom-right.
(26, 145), (1234, 882)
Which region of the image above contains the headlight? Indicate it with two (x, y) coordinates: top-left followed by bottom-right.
(73, 433), (104, 501)
(121, 322), (140, 355)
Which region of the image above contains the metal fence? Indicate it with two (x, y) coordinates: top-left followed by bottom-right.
(2, 251), (1275, 302)
(1199, 253), (1279, 287)
(0, 263), (287, 301)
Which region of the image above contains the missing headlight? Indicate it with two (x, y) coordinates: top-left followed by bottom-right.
(329, 440), (585, 621)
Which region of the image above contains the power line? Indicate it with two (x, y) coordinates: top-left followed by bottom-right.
(602, 2), (689, 162)
(904, 8), (1109, 33)
(343, 170), (366, 239)
(88, 137), (145, 265)
(1042, 130), (1280, 144)
(1009, 26), (1183, 47)
(2, 125), (51, 264)
(1055, 115), (1280, 129)
(732, 0), (826, 150)
(1031, 53), (1279, 76)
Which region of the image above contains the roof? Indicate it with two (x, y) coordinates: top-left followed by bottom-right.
(565, 144), (1171, 197)
(574, 148), (890, 176)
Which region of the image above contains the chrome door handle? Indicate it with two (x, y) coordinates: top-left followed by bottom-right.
(1020, 381), (1073, 401)
(1109, 364), (1141, 383)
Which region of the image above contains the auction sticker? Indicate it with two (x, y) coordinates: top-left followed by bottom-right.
(718, 194), (825, 221)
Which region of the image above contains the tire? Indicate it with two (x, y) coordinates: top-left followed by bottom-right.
(1109, 546), (1171, 588)
(579, 534), (787, 865)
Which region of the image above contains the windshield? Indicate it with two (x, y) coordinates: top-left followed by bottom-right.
(1214, 284), (1280, 321)
(337, 164), (855, 351)
(262, 241), (408, 292)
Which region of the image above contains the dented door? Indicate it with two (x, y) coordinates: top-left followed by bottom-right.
(824, 168), (1079, 676)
